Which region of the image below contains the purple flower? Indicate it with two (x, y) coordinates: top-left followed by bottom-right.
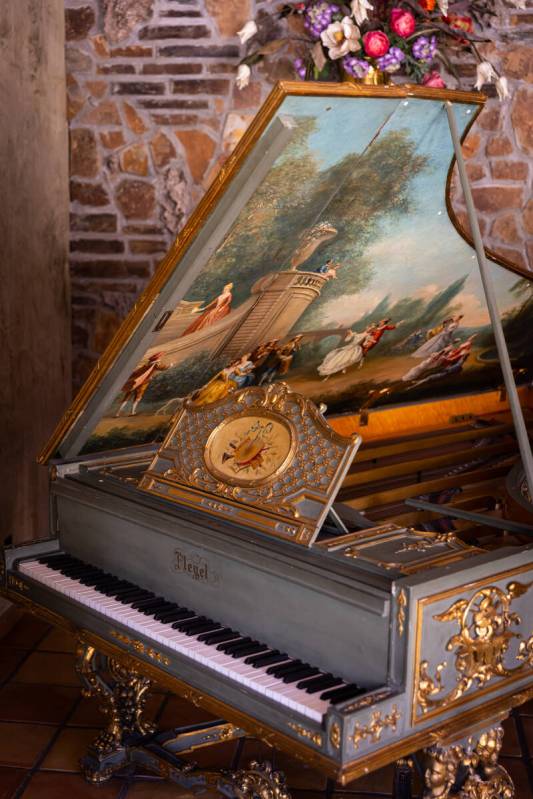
(412, 35), (437, 62)
(304, 2), (340, 39)
(342, 54), (370, 77)
(293, 58), (308, 78)
(376, 46), (405, 73)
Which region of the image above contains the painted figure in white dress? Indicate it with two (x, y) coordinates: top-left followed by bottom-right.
(411, 314), (464, 359)
(317, 328), (369, 379)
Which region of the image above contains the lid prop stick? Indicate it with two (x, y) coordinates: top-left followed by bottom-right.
(445, 100), (533, 497)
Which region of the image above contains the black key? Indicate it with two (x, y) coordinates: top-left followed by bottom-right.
(79, 570), (106, 585)
(131, 594), (158, 609)
(200, 628), (240, 645)
(244, 651), (287, 668)
(174, 616), (207, 633)
(93, 579), (122, 592)
(107, 582), (136, 597)
(140, 600), (171, 615)
(158, 608), (193, 623)
(52, 561), (82, 572)
(320, 683), (363, 703)
(171, 612), (198, 629)
(84, 574), (113, 587)
(266, 660), (301, 677)
(231, 643), (268, 659)
(102, 582), (130, 597)
(90, 579), (118, 592)
(185, 621), (220, 637)
(39, 555), (73, 567)
(228, 642), (265, 658)
(118, 590), (148, 603)
(153, 604), (180, 620)
(59, 565), (89, 577)
(133, 596), (165, 611)
(282, 667), (319, 684)
(300, 675), (342, 693)
(217, 637), (252, 654)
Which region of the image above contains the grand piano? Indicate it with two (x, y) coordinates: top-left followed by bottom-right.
(2, 82), (533, 799)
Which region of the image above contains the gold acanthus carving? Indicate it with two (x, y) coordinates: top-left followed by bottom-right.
(352, 705), (401, 750)
(397, 589), (407, 637)
(287, 722), (322, 748)
(417, 581), (532, 715)
(329, 723), (341, 750)
(517, 633), (533, 666)
(110, 630), (171, 666)
(423, 725), (514, 799)
(232, 760), (291, 799)
(7, 575), (29, 593)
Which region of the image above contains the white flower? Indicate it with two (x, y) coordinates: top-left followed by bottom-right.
(237, 20), (258, 45)
(437, 0), (449, 15)
(236, 63), (251, 90)
(496, 75), (510, 101)
(320, 16), (361, 60)
(475, 60), (497, 90)
(507, 0), (526, 7)
(350, 0), (374, 26)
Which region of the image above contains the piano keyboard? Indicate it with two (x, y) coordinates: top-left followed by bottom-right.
(18, 554), (366, 722)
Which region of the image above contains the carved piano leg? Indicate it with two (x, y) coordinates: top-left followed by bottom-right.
(75, 641), (156, 783)
(423, 725), (514, 799)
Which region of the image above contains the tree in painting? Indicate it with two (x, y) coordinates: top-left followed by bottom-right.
(189, 120), (427, 312)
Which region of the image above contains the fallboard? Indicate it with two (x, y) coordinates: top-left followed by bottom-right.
(51, 475), (391, 687)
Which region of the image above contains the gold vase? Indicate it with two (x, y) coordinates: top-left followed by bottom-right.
(341, 66), (391, 86)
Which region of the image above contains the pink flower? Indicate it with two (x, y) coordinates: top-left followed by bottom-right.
(390, 8), (416, 37)
(363, 30), (390, 58)
(422, 70), (446, 88)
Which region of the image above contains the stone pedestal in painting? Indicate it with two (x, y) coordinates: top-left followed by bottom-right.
(216, 270), (328, 360)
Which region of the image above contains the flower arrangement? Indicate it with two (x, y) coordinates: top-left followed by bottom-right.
(235, 0), (522, 98)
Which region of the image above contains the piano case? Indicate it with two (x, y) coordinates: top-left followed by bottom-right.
(3, 82), (533, 793)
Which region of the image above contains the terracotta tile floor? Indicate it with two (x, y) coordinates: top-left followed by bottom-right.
(0, 613), (532, 798)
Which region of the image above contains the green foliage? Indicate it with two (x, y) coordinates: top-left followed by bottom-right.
(187, 119), (428, 314)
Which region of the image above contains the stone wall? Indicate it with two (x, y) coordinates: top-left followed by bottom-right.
(64, 0), (532, 388)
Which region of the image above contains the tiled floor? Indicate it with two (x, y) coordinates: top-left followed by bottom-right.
(0, 613), (532, 798)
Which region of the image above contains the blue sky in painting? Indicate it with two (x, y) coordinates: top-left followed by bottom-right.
(277, 95), (520, 330)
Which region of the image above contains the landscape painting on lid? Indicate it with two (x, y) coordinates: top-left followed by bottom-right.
(83, 94), (533, 454)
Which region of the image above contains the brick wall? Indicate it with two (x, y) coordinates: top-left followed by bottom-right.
(64, 0), (532, 388)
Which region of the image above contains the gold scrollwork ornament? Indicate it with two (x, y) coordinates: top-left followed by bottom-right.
(418, 581), (531, 715)
(352, 705), (401, 750)
(329, 722), (341, 750)
(423, 726), (514, 799)
(232, 760), (291, 799)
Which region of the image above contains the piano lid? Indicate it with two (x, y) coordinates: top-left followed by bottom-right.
(41, 82), (533, 463)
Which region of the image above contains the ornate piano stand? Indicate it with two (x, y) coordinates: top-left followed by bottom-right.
(76, 640), (290, 799)
(76, 640), (515, 799)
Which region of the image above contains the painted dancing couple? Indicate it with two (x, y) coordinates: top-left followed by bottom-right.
(317, 319), (397, 380)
